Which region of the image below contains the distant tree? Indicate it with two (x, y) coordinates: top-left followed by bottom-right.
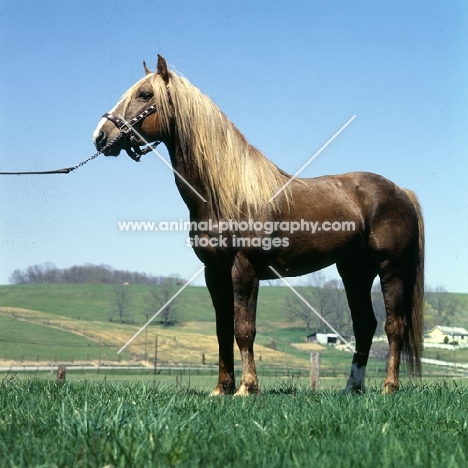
(147, 276), (185, 326)
(286, 272), (387, 337)
(41, 263), (60, 283)
(426, 285), (459, 326)
(265, 279), (281, 287)
(9, 262), (173, 285)
(324, 278), (351, 335)
(422, 301), (438, 331)
(285, 271), (339, 332)
(62, 265), (90, 284)
(23, 264), (42, 283)
(111, 284), (132, 323)
(9, 269), (27, 284)
(8, 262), (57, 284)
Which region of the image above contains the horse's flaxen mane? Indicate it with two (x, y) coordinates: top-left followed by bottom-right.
(138, 70), (291, 220)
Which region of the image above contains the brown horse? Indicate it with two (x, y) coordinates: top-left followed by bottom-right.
(93, 55), (424, 395)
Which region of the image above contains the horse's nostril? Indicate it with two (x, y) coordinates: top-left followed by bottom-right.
(96, 130), (107, 149)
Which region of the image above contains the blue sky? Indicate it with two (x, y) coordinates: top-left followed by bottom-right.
(0, 0), (467, 292)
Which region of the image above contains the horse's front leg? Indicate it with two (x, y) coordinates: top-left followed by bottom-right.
(205, 265), (236, 395)
(232, 253), (260, 395)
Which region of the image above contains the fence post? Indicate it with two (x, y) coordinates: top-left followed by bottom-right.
(310, 352), (320, 391)
(57, 365), (66, 383)
(154, 335), (158, 375)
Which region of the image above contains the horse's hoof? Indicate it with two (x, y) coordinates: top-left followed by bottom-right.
(342, 383), (366, 395)
(383, 383), (399, 394)
(234, 383), (259, 396)
(209, 383), (236, 396)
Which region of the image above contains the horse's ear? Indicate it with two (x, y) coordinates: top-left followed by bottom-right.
(157, 54), (170, 84)
(143, 61), (152, 75)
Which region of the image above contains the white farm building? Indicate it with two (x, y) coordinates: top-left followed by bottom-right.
(424, 326), (468, 345)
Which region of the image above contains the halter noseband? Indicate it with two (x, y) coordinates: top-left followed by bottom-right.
(103, 103), (160, 162)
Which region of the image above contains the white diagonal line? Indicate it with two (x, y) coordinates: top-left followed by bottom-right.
(117, 265), (206, 354)
(117, 115), (207, 203)
(269, 115), (356, 202)
(268, 266), (355, 352)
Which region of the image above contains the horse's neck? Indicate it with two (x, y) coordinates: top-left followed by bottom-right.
(164, 101), (289, 222)
(166, 139), (213, 220)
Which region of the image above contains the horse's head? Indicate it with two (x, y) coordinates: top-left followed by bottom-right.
(93, 55), (171, 159)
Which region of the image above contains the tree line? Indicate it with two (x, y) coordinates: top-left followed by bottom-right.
(285, 271), (386, 337)
(286, 272), (463, 336)
(111, 276), (184, 326)
(9, 262), (175, 286)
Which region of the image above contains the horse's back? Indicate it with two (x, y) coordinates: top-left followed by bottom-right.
(288, 171), (420, 255)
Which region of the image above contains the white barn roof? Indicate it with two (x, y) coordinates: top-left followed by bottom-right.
(429, 326), (468, 335)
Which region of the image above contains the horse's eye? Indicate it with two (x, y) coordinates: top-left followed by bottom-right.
(138, 91), (153, 101)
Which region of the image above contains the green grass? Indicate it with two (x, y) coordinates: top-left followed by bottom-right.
(2, 284), (467, 325)
(0, 314), (128, 362)
(3, 368), (465, 393)
(0, 284), (316, 323)
(0, 283), (216, 322)
(0, 369), (333, 390)
(423, 346), (468, 362)
(0, 378), (467, 467)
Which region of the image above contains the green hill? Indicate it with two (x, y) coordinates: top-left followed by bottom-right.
(0, 284), (207, 322)
(1, 284), (467, 380)
(0, 284), (311, 367)
(2, 284), (466, 327)
(0, 283), (300, 323)
(0, 313), (127, 362)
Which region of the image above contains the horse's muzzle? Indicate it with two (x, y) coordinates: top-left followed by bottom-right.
(94, 130), (107, 149)
(94, 130), (122, 156)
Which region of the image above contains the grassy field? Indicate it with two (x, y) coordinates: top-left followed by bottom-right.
(0, 284), (467, 383)
(1, 284), (466, 324)
(1, 285), (467, 466)
(0, 378), (467, 467)
(0, 283), (221, 322)
(423, 346), (468, 363)
(0, 313), (130, 362)
(2, 303), (452, 385)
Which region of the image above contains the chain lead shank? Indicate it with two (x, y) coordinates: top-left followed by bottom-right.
(0, 102), (159, 175)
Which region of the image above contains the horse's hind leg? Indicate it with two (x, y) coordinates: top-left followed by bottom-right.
(337, 253), (377, 394)
(205, 265), (236, 395)
(379, 269), (406, 394)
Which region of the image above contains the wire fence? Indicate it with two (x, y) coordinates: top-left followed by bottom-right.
(1, 362), (465, 381)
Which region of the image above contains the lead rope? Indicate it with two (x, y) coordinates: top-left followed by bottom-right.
(0, 133), (124, 175)
(1, 102), (160, 175)
(0, 152), (101, 175)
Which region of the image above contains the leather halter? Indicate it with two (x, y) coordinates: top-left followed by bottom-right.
(103, 103), (160, 162)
